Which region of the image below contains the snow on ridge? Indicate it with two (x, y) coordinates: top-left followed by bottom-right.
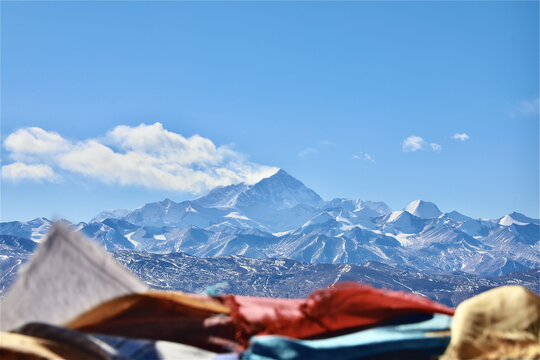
(499, 214), (528, 226)
(273, 230), (292, 237)
(388, 211), (405, 222)
(387, 232), (414, 246)
(125, 232), (140, 246)
(30, 222), (51, 243)
(225, 212), (250, 220)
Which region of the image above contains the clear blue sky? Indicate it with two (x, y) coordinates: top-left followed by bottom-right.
(1, 1), (538, 222)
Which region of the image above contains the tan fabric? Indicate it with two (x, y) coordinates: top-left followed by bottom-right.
(67, 290), (230, 329)
(0, 332), (105, 360)
(66, 290), (236, 352)
(441, 285), (540, 360)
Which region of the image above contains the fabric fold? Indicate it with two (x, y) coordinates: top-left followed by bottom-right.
(66, 291), (237, 352)
(242, 313), (453, 360)
(221, 282), (454, 347)
(441, 285), (540, 360)
(0, 223), (148, 331)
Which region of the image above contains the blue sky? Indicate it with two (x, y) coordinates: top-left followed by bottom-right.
(1, 1), (538, 222)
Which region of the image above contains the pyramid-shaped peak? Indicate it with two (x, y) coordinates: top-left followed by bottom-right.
(237, 169), (324, 210)
(404, 200), (442, 219)
(255, 169), (312, 190)
(263, 169), (300, 183)
(274, 169), (289, 176)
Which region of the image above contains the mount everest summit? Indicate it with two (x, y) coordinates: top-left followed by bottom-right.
(1, 169), (539, 277)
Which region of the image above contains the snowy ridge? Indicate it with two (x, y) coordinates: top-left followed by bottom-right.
(404, 200), (442, 219)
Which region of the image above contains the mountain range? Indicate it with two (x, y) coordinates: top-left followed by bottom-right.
(1, 236), (538, 307)
(1, 169), (539, 277)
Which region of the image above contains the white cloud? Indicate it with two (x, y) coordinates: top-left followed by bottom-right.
(516, 97), (539, 116)
(2, 123), (278, 192)
(105, 123), (222, 166)
(402, 135), (442, 153)
(353, 152), (376, 163)
(1, 162), (56, 182)
(402, 136), (425, 152)
(320, 140), (335, 146)
(298, 147), (317, 157)
(4, 127), (70, 160)
(430, 143), (442, 152)
(452, 133), (469, 142)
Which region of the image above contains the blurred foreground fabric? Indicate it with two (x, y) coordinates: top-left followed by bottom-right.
(441, 285), (540, 360)
(0, 224), (538, 359)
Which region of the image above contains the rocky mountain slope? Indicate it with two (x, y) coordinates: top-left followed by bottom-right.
(1, 238), (537, 307)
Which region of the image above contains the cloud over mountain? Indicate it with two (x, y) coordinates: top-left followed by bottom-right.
(2, 123), (278, 192)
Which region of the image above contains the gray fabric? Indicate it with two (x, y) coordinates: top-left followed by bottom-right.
(14, 322), (222, 360)
(0, 223), (148, 331)
(95, 334), (219, 360)
(15, 322), (127, 360)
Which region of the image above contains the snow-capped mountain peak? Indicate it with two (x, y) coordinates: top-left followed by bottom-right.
(441, 211), (472, 222)
(404, 200), (442, 219)
(0, 217), (53, 243)
(90, 209), (131, 223)
(358, 200), (392, 215)
(235, 169), (324, 210)
(160, 198), (174, 205)
(499, 213), (532, 226)
(499, 212), (540, 226)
